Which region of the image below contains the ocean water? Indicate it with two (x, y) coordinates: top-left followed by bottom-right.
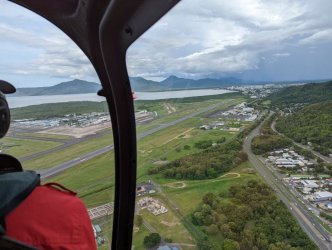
(7, 89), (235, 108)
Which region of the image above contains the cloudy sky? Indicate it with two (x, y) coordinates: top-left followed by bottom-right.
(1, 0), (332, 87)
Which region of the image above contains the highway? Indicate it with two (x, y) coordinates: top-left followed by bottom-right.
(40, 101), (229, 179)
(243, 115), (332, 250)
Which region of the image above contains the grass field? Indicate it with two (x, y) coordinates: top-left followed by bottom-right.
(37, 96), (250, 249)
(49, 115), (235, 207)
(15, 132), (74, 141)
(22, 97), (243, 171)
(139, 208), (195, 244)
(24, 133), (113, 170)
(0, 137), (63, 158)
(160, 162), (260, 215)
(49, 152), (115, 207)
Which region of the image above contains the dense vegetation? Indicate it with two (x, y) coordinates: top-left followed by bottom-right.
(149, 138), (247, 180)
(143, 233), (161, 248)
(276, 101), (332, 156)
(251, 114), (292, 155)
(11, 101), (109, 120)
(192, 181), (317, 250)
(252, 135), (292, 155)
(267, 81), (332, 107)
(149, 114), (267, 180)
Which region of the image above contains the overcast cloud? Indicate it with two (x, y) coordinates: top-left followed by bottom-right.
(0, 0), (332, 87)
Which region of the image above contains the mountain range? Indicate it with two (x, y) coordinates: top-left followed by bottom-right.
(13, 76), (243, 96)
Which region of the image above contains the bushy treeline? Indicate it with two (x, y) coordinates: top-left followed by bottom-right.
(149, 113), (267, 180)
(251, 114), (292, 155)
(12, 101), (108, 120)
(192, 181), (317, 250)
(149, 138), (248, 180)
(252, 135), (292, 155)
(276, 101), (332, 156)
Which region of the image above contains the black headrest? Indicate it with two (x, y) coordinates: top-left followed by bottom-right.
(0, 80), (16, 138)
(0, 80), (16, 94)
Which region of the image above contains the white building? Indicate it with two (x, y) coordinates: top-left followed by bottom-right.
(313, 191), (332, 201)
(301, 180), (319, 188)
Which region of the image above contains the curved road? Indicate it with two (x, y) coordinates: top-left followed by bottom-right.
(244, 115), (331, 250)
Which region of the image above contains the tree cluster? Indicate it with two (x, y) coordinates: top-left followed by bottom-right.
(252, 135), (292, 155)
(143, 233), (161, 249)
(192, 181), (317, 250)
(149, 139), (247, 180)
(276, 101), (332, 156)
(251, 114), (292, 155)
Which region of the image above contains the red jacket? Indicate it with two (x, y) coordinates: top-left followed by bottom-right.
(6, 183), (97, 250)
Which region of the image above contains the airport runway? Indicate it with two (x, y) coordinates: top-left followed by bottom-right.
(40, 101), (228, 179)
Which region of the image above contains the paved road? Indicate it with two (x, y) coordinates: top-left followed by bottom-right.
(244, 115), (332, 250)
(271, 120), (332, 164)
(40, 101), (228, 179)
(7, 133), (68, 143)
(262, 155), (332, 225)
(18, 129), (112, 162)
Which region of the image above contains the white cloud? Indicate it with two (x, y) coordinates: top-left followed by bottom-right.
(0, 0), (332, 83)
(299, 29), (332, 45)
(274, 53), (290, 58)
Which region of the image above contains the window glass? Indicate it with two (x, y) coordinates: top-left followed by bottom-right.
(127, 1), (332, 249)
(0, 2), (114, 248)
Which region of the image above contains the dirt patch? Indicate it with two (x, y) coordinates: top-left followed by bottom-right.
(218, 172), (240, 179)
(160, 220), (180, 227)
(163, 103), (177, 114)
(162, 128), (194, 145)
(153, 160), (170, 165)
(41, 122), (111, 138)
(182, 133), (192, 139)
(164, 182), (186, 188)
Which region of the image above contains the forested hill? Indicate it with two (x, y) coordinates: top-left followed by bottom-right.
(276, 101), (332, 156)
(14, 79), (101, 96)
(268, 80), (332, 107)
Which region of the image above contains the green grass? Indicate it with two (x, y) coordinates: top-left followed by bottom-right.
(15, 132), (74, 141)
(159, 162), (259, 215)
(49, 152), (115, 207)
(24, 97), (242, 171)
(139, 208), (195, 244)
(48, 107), (243, 208)
(0, 137), (63, 158)
(43, 96), (250, 247)
(132, 224), (150, 250)
(24, 133), (113, 170)
(49, 117), (235, 207)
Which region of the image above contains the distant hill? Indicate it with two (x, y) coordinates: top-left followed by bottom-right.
(130, 75), (243, 91)
(14, 79), (101, 96)
(267, 80), (332, 107)
(15, 76), (328, 96)
(13, 76), (244, 96)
